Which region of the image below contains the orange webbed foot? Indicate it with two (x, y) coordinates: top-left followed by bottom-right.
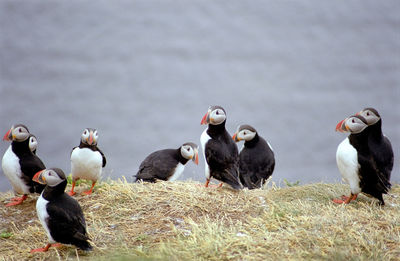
(5, 195), (27, 206)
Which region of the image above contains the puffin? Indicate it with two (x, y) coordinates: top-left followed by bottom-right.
(200, 105), (242, 189)
(31, 168), (92, 253)
(232, 124), (275, 189)
(357, 108), (393, 189)
(2, 124), (45, 206)
(334, 115), (390, 205)
(134, 142), (199, 182)
(69, 128), (106, 196)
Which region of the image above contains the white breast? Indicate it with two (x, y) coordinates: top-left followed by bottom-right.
(71, 148), (103, 181)
(336, 138), (361, 194)
(36, 195), (56, 243)
(200, 129), (211, 179)
(169, 162), (185, 181)
(1, 146), (30, 194)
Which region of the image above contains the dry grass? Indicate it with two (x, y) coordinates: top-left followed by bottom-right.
(0, 179), (399, 261)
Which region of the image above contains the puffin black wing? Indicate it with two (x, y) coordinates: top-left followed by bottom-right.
(374, 136), (393, 189)
(96, 147), (107, 168)
(46, 194), (92, 250)
(135, 149), (179, 182)
(20, 155), (46, 194)
(204, 138), (242, 189)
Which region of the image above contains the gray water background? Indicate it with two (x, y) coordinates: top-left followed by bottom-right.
(1, 1), (399, 192)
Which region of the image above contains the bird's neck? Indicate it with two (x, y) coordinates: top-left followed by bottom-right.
(176, 149), (189, 164)
(42, 180), (68, 200)
(207, 121), (226, 137)
(368, 119), (384, 142)
(11, 139), (32, 157)
(79, 141), (97, 150)
(244, 134), (259, 148)
(349, 131), (369, 151)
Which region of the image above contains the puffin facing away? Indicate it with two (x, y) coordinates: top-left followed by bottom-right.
(334, 115), (390, 205)
(31, 168), (92, 253)
(69, 128), (106, 196)
(200, 106), (242, 189)
(2, 124), (45, 206)
(232, 124), (275, 189)
(358, 108), (393, 189)
(134, 142), (199, 182)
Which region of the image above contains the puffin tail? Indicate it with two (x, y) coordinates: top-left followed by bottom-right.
(221, 166), (243, 190)
(77, 240), (92, 251)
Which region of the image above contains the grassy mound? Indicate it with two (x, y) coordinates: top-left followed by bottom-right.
(0, 179), (399, 260)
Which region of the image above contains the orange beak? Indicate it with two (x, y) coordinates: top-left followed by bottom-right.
(194, 151), (199, 165)
(335, 119), (349, 133)
(88, 131), (94, 145)
(232, 133), (238, 142)
(3, 129), (11, 141)
(32, 170), (46, 184)
(200, 112), (208, 125)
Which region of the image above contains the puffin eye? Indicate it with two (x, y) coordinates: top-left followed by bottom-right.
(19, 128), (22, 133)
(352, 119), (355, 123)
(366, 112), (370, 116)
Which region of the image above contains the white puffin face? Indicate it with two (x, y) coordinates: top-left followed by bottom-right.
(33, 169), (65, 187)
(29, 135), (38, 153)
(343, 116), (368, 134)
(81, 128), (98, 145)
(358, 108), (380, 125)
(180, 143), (199, 164)
(201, 106), (227, 126)
(207, 108), (226, 125)
(233, 126), (257, 141)
(10, 125), (30, 142)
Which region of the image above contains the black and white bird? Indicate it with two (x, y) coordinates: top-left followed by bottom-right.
(358, 108), (393, 190)
(334, 115), (390, 205)
(69, 128), (106, 196)
(31, 168), (92, 253)
(2, 124), (45, 206)
(232, 124), (275, 189)
(134, 142), (199, 182)
(200, 106), (242, 189)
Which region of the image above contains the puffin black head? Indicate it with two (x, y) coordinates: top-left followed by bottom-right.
(336, 115), (368, 134)
(33, 168), (66, 187)
(200, 105), (226, 125)
(357, 107), (381, 125)
(180, 142), (199, 165)
(3, 124), (30, 142)
(232, 124), (257, 142)
(29, 134), (38, 154)
(81, 128), (99, 146)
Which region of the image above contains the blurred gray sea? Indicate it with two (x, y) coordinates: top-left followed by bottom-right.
(0, 1), (399, 192)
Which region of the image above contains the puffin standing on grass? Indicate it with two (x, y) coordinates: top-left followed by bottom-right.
(200, 106), (242, 189)
(232, 124), (275, 189)
(358, 108), (393, 188)
(1, 124), (45, 206)
(334, 115), (390, 205)
(134, 142), (199, 182)
(69, 128), (106, 196)
(31, 168), (92, 253)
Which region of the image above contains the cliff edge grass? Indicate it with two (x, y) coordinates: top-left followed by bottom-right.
(0, 179), (399, 260)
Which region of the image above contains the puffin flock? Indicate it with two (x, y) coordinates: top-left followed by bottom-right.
(0, 105), (394, 253)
